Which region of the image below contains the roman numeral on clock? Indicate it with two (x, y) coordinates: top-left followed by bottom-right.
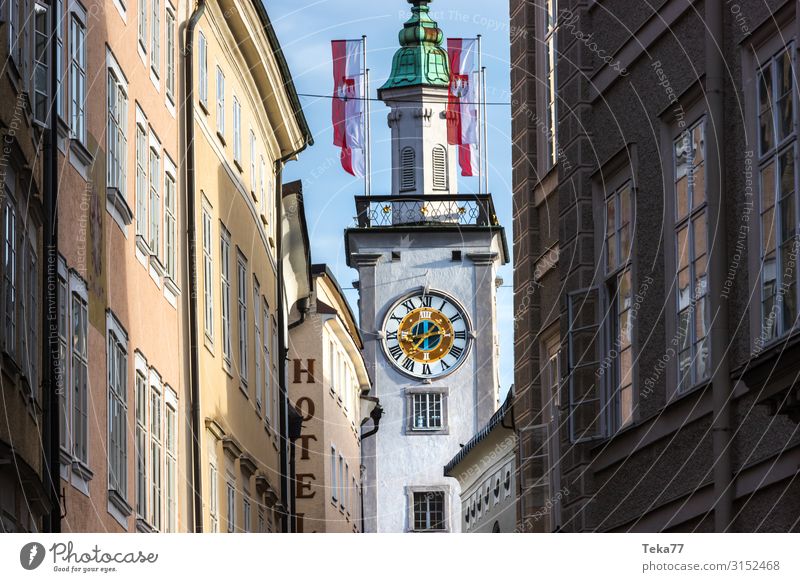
(402, 300), (416, 313)
(449, 312), (462, 323)
(402, 358), (415, 372)
(454, 330), (467, 340)
(421, 295), (433, 308)
(440, 359), (451, 372)
(386, 330), (398, 341)
(450, 345), (463, 359)
(389, 344), (403, 361)
(422, 363), (432, 376)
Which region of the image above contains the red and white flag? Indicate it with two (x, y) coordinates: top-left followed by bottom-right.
(332, 40), (365, 177)
(447, 38), (480, 177)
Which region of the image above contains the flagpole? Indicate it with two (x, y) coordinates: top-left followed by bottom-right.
(482, 66), (489, 195)
(476, 35), (483, 195)
(362, 35), (370, 197)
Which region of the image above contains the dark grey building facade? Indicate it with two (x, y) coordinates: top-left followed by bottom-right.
(511, 0), (800, 532)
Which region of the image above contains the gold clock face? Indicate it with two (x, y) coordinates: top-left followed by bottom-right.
(382, 291), (471, 379)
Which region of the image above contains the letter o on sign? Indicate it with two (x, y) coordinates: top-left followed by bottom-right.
(296, 397), (315, 421)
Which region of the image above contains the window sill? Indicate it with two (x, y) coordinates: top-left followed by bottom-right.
(135, 235), (151, 266)
(239, 381), (249, 399)
(407, 427), (448, 436)
(136, 517), (156, 533)
(108, 489), (132, 528)
(106, 186), (134, 234)
(217, 131), (226, 146)
(251, 190), (258, 204)
(222, 359), (233, 378)
(199, 99), (209, 115)
(260, 213), (268, 227)
(69, 136), (93, 167)
(234, 159), (243, 173)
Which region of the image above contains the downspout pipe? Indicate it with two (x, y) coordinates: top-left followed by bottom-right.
(44, 1), (61, 532)
(706, 0), (733, 532)
(183, 0), (207, 533)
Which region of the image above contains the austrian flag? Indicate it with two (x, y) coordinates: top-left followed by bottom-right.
(332, 40), (366, 177)
(447, 38), (480, 177)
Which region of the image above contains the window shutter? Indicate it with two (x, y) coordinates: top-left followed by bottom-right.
(432, 145), (448, 190)
(567, 287), (605, 443)
(401, 147), (415, 191)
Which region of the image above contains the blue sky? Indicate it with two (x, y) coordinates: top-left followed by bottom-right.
(269, 0), (515, 395)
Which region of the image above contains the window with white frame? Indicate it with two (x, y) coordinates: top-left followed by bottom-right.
(202, 206), (214, 341)
(138, 0), (147, 53)
(542, 339), (562, 530)
(208, 453), (219, 533)
(3, 189), (17, 357)
(165, 390), (177, 532)
(259, 155), (266, 220)
(107, 313), (128, 501)
(150, 0), (159, 78)
(330, 446), (337, 503)
(166, 4), (176, 101)
(604, 181), (634, 429)
(412, 491), (445, 531)
(674, 118), (709, 392)
(254, 278), (262, 412)
(8, 0), (20, 65)
(271, 315), (278, 414)
(249, 130), (256, 193)
(263, 300), (271, 425)
(164, 161), (176, 280)
(344, 463), (350, 514)
(149, 141), (161, 256)
(243, 495), (251, 532)
(150, 372), (163, 531)
(216, 67), (225, 137)
(198, 31), (207, 107)
(226, 482), (235, 532)
(233, 97), (241, 164)
(32, 2), (50, 126)
(56, 0), (64, 118)
(758, 44), (798, 341)
(107, 65), (128, 196)
(135, 357), (148, 520)
(69, 8), (86, 144)
(135, 114), (148, 239)
(220, 226), (232, 366)
(237, 253), (249, 384)
(411, 392), (443, 430)
(338, 455), (344, 508)
(567, 288), (602, 443)
(543, 0), (558, 168)
(57, 263), (69, 451)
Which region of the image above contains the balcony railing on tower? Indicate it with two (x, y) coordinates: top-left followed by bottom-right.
(354, 194), (499, 228)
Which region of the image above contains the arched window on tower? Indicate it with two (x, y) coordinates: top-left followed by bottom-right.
(401, 146), (416, 191)
(432, 145), (448, 191)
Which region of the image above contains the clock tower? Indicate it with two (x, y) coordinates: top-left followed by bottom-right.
(346, 0), (508, 533)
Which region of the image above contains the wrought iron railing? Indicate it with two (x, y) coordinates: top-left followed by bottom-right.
(354, 194), (499, 228)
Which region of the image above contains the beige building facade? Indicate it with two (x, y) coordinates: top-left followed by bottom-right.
(288, 265), (378, 533)
(186, 0), (312, 533)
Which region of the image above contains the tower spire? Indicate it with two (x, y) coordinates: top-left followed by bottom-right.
(380, 0), (450, 92)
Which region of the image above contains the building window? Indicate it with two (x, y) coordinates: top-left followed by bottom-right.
(233, 97), (242, 164)
(412, 393), (443, 430)
(567, 288), (603, 443)
(32, 2), (50, 125)
(338, 455), (345, 509)
(150, 0), (160, 78)
(138, 0), (147, 53)
(165, 393), (177, 532)
(542, 339), (562, 530)
(220, 226), (232, 366)
(149, 145), (161, 255)
(71, 289), (89, 465)
(209, 457), (218, 533)
(237, 254), (249, 384)
(249, 130), (257, 193)
(202, 207), (214, 341)
(412, 491), (445, 531)
(56, 0), (64, 118)
(198, 31), (207, 107)
(107, 314), (128, 500)
(107, 68), (128, 196)
(254, 278), (262, 411)
(8, 0), (20, 65)
(604, 182), (634, 428)
(69, 8), (86, 144)
(674, 118), (709, 392)
(330, 446), (337, 503)
(135, 363), (148, 519)
(758, 44), (798, 340)
(150, 374), (163, 531)
(263, 300), (271, 425)
(164, 166), (176, 280)
(432, 145), (448, 190)
(243, 497), (251, 532)
(216, 67), (225, 137)
(165, 4), (175, 102)
(23, 243), (37, 396)
(401, 147), (415, 191)
(226, 482), (235, 532)
(3, 193), (17, 356)
(543, 0), (558, 168)
(135, 120), (148, 239)
(259, 155), (267, 221)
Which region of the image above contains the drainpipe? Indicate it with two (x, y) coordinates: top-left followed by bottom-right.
(183, 0), (207, 533)
(44, 1), (61, 532)
(706, 0), (733, 532)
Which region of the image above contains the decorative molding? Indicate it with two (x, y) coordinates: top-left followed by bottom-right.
(351, 252), (383, 267)
(466, 252), (498, 266)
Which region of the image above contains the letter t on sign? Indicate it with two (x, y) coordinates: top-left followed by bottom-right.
(293, 359), (316, 383)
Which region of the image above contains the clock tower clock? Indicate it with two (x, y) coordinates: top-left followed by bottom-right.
(345, 0), (508, 533)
